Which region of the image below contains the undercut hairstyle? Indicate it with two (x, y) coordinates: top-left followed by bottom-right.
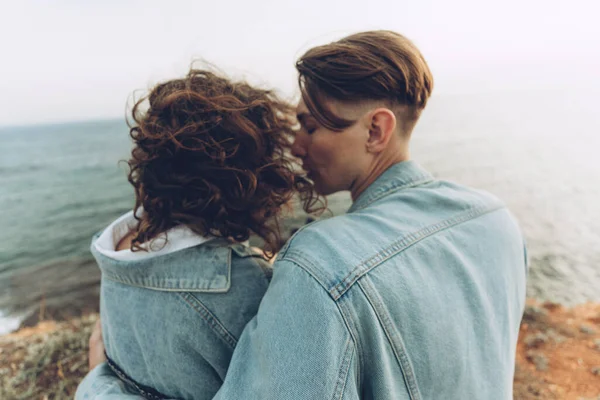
(126, 68), (323, 257)
(296, 30), (434, 134)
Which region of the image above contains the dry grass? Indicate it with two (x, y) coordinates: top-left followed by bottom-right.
(0, 314), (97, 400)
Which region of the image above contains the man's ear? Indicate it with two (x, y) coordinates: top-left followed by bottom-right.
(366, 108), (397, 153)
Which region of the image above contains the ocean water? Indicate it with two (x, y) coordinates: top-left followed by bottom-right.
(1, 89), (599, 334)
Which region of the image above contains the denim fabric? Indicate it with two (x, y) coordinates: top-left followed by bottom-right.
(77, 160), (527, 400)
(86, 237), (271, 400)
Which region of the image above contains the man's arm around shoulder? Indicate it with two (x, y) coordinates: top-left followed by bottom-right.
(214, 259), (359, 399)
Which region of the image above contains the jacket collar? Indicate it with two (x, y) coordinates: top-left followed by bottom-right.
(94, 211), (213, 262)
(348, 160), (434, 213)
(92, 238), (233, 292)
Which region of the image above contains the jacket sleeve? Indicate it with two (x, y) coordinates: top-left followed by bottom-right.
(213, 259), (359, 399)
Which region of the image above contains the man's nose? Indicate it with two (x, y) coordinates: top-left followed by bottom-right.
(291, 133), (307, 158)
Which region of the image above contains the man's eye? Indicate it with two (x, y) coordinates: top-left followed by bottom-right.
(305, 126), (316, 134)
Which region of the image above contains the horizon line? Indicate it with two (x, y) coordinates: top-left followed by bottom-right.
(0, 116), (126, 131)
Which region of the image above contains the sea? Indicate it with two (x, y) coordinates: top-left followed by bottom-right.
(1, 89), (599, 334)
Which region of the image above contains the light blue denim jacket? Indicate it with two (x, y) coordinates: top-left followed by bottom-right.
(77, 160), (527, 400)
(86, 236), (271, 400)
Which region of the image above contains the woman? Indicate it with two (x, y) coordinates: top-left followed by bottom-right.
(89, 67), (320, 399)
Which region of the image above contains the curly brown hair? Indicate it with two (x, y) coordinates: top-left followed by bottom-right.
(126, 68), (322, 257)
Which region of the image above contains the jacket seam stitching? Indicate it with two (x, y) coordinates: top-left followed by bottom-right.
(336, 296), (363, 394)
(358, 278), (421, 400)
(332, 337), (355, 400)
(177, 292), (237, 349)
(101, 273), (231, 293)
(331, 203), (504, 299)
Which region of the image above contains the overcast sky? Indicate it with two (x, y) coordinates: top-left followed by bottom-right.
(0, 0), (598, 126)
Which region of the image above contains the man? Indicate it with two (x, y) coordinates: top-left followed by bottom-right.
(78, 30), (527, 399)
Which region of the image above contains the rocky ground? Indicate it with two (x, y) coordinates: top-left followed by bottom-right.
(1, 300), (599, 400)
(513, 300), (600, 400)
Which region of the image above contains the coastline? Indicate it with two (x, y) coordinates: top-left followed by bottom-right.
(1, 299), (599, 399)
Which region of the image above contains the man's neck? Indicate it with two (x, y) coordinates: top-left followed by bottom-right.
(350, 149), (409, 201)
